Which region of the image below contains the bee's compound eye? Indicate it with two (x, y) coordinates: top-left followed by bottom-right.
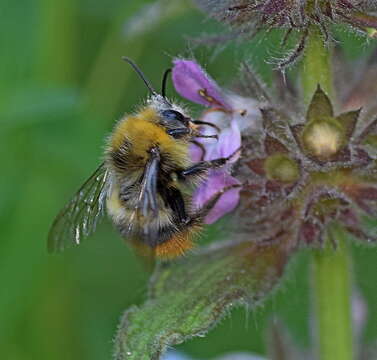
(161, 110), (188, 126)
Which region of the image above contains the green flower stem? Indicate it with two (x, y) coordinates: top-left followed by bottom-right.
(301, 27), (333, 104)
(301, 28), (354, 360)
(312, 229), (354, 360)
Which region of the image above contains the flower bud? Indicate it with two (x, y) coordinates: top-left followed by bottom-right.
(264, 154), (300, 184)
(302, 119), (345, 161)
(173, 59), (377, 250)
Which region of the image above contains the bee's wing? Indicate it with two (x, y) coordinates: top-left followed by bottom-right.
(138, 147), (159, 218)
(48, 163), (110, 253)
(127, 147), (161, 242)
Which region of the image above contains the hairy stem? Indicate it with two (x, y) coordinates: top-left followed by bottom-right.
(301, 28), (354, 360)
(301, 27), (333, 104)
(312, 229), (354, 360)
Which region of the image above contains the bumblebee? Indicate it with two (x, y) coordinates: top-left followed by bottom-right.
(48, 57), (238, 259)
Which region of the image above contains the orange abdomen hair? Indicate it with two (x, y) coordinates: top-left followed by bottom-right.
(155, 230), (195, 259)
(129, 224), (202, 259)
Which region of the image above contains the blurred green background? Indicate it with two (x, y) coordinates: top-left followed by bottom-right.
(1, 0), (377, 359)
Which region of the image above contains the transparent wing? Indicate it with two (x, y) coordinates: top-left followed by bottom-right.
(127, 148), (160, 242)
(48, 163), (110, 253)
(138, 148), (159, 219)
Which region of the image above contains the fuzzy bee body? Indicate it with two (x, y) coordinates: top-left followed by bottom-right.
(48, 58), (236, 259)
(105, 103), (202, 258)
(48, 94), (206, 258)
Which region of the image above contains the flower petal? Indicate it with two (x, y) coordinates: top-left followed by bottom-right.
(172, 59), (231, 109)
(189, 142), (204, 163)
(198, 119), (241, 162)
(193, 170), (241, 224)
(216, 120), (241, 162)
(201, 109), (229, 132)
(227, 93), (262, 132)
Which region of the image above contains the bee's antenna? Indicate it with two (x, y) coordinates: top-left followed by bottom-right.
(161, 68), (172, 98)
(122, 56), (157, 95)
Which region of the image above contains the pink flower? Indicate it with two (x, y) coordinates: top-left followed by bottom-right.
(172, 59), (231, 110)
(172, 59), (261, 223)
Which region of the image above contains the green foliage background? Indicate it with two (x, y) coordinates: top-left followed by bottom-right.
(0, 0), (376, 359)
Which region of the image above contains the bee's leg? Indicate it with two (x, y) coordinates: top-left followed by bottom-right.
(167, 128), (190, 139)
(190, 140), (206, 161)
(195, 133), (218, 140)
(191, 120), (220, 132)
(193, 184), (242, 219)
(179, 147), (241, 179)
(167, 127), (218, 140)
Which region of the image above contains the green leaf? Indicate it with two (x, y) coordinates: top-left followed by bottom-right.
(306, 85), (333, 122)
(114, 234), (294, 360)
(336, 109), (361, 140)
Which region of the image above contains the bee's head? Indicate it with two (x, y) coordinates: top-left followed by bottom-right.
(151, 95), (197, 137)
(160, 109), (189, 128)
(158, 103), (217, 140)
(122, 56), (213, 140)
